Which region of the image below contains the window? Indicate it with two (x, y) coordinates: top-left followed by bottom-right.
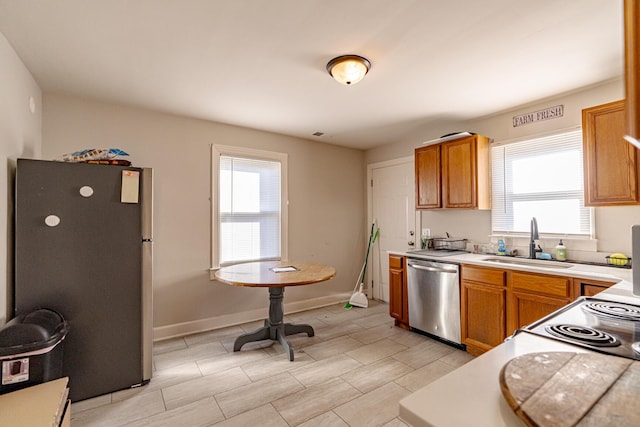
(491, 130), (593, 236)
(211, 145), (288, 269)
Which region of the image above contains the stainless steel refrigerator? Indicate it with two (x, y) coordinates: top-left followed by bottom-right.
(14, 158), (153, 401)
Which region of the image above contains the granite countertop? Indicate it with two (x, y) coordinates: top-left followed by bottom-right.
(396, 257), (639, 427)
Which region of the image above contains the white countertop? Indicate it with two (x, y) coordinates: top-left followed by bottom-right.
(396, 251), (640, 427)
(399, 333), (592, 427)
(389, 250), (632, 283)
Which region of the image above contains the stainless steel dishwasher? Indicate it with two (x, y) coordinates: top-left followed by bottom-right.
(407, 258), (462, 347)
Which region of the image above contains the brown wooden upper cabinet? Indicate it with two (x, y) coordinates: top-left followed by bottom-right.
(415, 143), (441, 208)
(625, 0), (639, 142)
(415, 134), (491, 210)
(582, 100), (640, 206)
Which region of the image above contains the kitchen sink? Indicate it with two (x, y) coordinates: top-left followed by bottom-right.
(481, 257), (573, 269)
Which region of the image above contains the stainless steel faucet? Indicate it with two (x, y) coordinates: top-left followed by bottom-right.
(529, 217), (542, 259)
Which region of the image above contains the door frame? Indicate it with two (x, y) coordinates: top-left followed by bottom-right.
(366, 156), (420, 300)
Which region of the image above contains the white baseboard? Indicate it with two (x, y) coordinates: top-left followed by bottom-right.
(153, 292), (352, 342)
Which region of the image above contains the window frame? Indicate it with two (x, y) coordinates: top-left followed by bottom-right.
(491, 128), (595, 239)
(210, 144), (288, 273)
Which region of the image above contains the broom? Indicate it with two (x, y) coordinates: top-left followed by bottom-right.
(345, 222), (379, 309)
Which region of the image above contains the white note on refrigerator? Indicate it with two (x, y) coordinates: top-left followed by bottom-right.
(121, 170), (140, 203)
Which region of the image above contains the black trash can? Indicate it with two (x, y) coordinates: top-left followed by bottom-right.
(0, 308), (68, 395)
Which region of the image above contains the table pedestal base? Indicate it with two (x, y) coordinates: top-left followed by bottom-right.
(233, 287), (313, 361)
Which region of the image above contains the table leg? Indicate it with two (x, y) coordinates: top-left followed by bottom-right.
(232, 287), (314, 361)
(232, 327), (270, 352)
(284, 323), (314, 337)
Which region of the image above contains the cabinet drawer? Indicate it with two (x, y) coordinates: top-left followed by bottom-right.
(581, 284), (608, 297)
(510, 272), (570, 297)
(573, 278), (616, 298)
(389, 255), (404, 269)
(461, 265), (505, 286)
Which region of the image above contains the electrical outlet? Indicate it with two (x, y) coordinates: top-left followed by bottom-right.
(422, 228), (431, 237)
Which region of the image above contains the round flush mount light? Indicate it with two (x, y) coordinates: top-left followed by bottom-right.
(326, 55), (371, 85)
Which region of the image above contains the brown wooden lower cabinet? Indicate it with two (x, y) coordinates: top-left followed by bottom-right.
(461, 281), (506, 356)
(460, 265), (599, 356)
(461, 265), (506, 356)
(389, 255), (409, 329)
(392, 260), (620, 356)
(506, 270), (572, 336)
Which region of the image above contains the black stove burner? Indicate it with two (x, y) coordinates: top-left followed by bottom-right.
(545, 324), (620, 347)
(582, 301), (640, 321)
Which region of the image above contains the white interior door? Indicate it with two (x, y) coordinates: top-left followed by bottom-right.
(368, 157), (416, 302)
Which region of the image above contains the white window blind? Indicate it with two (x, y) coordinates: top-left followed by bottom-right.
(491, 130), (592, 236)
(211, 145), (288, 269)
(219, 155), (281, 264)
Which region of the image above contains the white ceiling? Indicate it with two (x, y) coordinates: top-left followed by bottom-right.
(0, 0), (624, 150)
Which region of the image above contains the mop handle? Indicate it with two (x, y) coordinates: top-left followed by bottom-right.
(360, 223), (379, 282)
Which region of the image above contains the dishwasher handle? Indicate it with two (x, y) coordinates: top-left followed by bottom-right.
(407, 262), (458, 274)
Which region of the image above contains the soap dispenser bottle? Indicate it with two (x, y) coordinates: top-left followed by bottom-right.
(556, 240), (567, 261)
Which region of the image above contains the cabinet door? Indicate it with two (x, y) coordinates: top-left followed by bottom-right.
(388, 255), (409, 329)
(389, 268), (404, 320)
(508, 291), (569, 335)
(461, 281), (506, 356)
(625, 0), (639, 141)
(442, 137), (477, 208)
(415, 144), (441, 209)
(583, 100), (640, 206)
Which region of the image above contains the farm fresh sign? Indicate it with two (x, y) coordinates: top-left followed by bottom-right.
(513, 105), (564, 127)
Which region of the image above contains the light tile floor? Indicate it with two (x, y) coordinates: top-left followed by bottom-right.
(70, 301), (474, 426)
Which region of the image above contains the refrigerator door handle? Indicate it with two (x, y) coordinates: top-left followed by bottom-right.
(141, 167), (153, 382)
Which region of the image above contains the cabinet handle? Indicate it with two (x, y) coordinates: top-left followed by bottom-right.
(408, 263), (457, 274)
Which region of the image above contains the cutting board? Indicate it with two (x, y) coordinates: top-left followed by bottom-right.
(499, 352), (640, 427)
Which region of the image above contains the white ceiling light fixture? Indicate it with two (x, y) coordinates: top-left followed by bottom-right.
(326, 55), (371, 85)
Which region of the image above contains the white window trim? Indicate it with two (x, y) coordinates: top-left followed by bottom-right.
(491, 128), (595, 240)
(209, 144), (289, 278)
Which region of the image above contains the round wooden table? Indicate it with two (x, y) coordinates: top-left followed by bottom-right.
(214, 261), (336, 361)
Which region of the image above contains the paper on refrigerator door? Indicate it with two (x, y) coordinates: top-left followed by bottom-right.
(121, 170), (140, 203)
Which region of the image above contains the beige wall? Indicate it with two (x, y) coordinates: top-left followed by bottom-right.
(0, 33), (42, 324)
(5, 29), (635, 334)
(366, 78), (640, 257)
(41, 93), (365, 339)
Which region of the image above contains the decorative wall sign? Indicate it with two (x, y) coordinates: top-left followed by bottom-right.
(513, 105), (564, 127)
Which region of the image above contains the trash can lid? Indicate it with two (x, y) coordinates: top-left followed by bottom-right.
(0, 309), (68, 355)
